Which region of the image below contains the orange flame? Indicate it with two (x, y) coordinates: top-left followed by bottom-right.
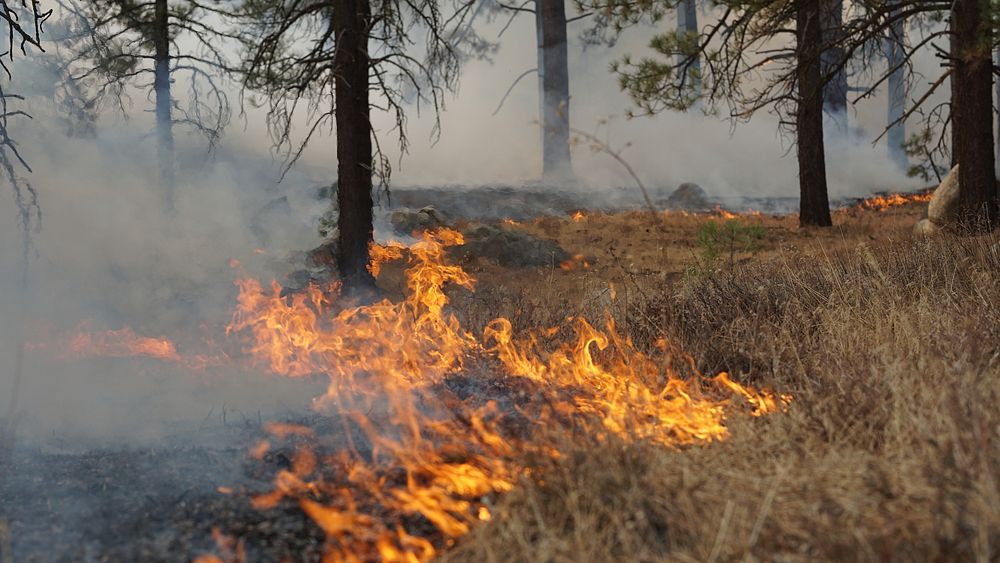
(33, 226), (788, 561)
(855, 191), (933, 212)
(221, 227), (787, 560)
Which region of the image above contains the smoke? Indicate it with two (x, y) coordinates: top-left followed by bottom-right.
(0, 6), (938, 445)
(358, 9), (926, 196)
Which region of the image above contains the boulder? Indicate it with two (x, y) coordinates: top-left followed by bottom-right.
(665, 182), (713, 211)
(913, 218), (938, 237)
(454, 224), (570, 267)
(390, 206), (449, 235)
(928, 165), (960, 227)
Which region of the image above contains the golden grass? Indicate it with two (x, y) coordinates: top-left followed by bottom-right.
(444, 232), (1000, 562)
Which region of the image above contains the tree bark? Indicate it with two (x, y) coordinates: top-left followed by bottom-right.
(886, 0), (907, 170)
(950, 0), (998, 231)
(535, 0), (572, 183)
(676, 0), (701, 99)
(152, 0), (175, 204)
(820, 0), (847, 135)
(797, 0), (833, 227)
(995, 45), (1000, 179)
(333, 0), (376, 290)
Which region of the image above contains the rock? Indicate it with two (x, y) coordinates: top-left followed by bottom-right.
(390, 206), (449, 235)
(454, 224), (570, 267)
(928, 165), (960, 227)
(913, 218), (938, 237)
(306, 239), (337, 268)
(665, 182), (713, 211)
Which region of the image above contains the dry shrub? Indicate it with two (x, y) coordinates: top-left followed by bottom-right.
(445, 234), (1000, 562)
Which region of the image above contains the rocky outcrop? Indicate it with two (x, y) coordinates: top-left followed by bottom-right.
(453, 224), (569, 267)
(913, 218), (938, 237)
(390, 206), (449, 235)
(665, 182), (713, 211)
(927, 165), (961, 227)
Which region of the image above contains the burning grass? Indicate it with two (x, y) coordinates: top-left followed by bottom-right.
(10, 201), (997, 562)
(447, 232), (1000, 562)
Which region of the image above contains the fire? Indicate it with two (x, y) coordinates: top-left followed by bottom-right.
(35, 227), (787, 561)
(854, 191), (933, 212)
(218, 227), (787, 560)
(68, 325), (181, 361)
(713, 205), (738, 219)
(571, 210), (586, 221)
(559, 253), (590, 271)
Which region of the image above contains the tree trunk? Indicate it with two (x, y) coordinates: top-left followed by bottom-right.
(994, 45), (1000, 179)
(797, 0), (833, 227)
(152, 0), (175, 204)
(886, 0), (907, 170)
(333, 0), (376, 290)
(535, 0), (572, 183)
(950, 0), (998, 231)
(820, 0), (847, 135)
(676, 0), (701, 99)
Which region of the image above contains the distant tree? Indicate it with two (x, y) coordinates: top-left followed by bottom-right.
(588, 0), (835, 225)
(884, 0), (906, 170)
(821, 0), (848, 134)
(60, 0), (234, 205)
(536, 0), (572, 182)
(236, 0), (477, 290)
(676, 0), (700, 98)
(0, 0), (50, 251)
(843, 0), (997, 231)
(492, 0), (577, 183)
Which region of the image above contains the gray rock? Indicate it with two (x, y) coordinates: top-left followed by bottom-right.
(454, 224), (570, 267)
(665, 182), (713, 211)
(913, 218), (938, 237)
(390, 206), (449, 235)
(928, 165), (960, 227)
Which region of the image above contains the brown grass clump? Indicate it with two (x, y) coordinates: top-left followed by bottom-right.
(445, 234), (1000, 562)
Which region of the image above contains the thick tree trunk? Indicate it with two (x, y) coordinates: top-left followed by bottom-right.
(951, 0), (998, 231)
(797, 0), (832, 227)
(994, 45), (1000, 179)
(152, 0), (175, 204)
(887, 0), (907, 170)
(676, 0), (701, 99)
(333, 0), (376, 290)
(820, 0), (848, 135)
(535, 0), (572, 183)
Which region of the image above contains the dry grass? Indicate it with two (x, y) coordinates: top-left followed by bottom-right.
(444, 232), (1000, 562)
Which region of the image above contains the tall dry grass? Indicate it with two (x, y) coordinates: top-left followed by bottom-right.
(446, 234), (1000, 562)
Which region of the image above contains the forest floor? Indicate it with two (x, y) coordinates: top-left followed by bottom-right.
(4, 196), (1000, 562)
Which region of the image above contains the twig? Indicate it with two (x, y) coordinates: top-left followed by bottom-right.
(491, 67), (536, 116)
(568, 126), (659, 216)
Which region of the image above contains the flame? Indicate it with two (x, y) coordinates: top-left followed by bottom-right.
(713, 205), (739, 219)
(221, 227), (787, 560)
(559, 253), (590, 271)
(854, 191), (933, 212)
(31, 226), (788, 561)
(571, 210), (586, 222)
(28, 323), (223, 371)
